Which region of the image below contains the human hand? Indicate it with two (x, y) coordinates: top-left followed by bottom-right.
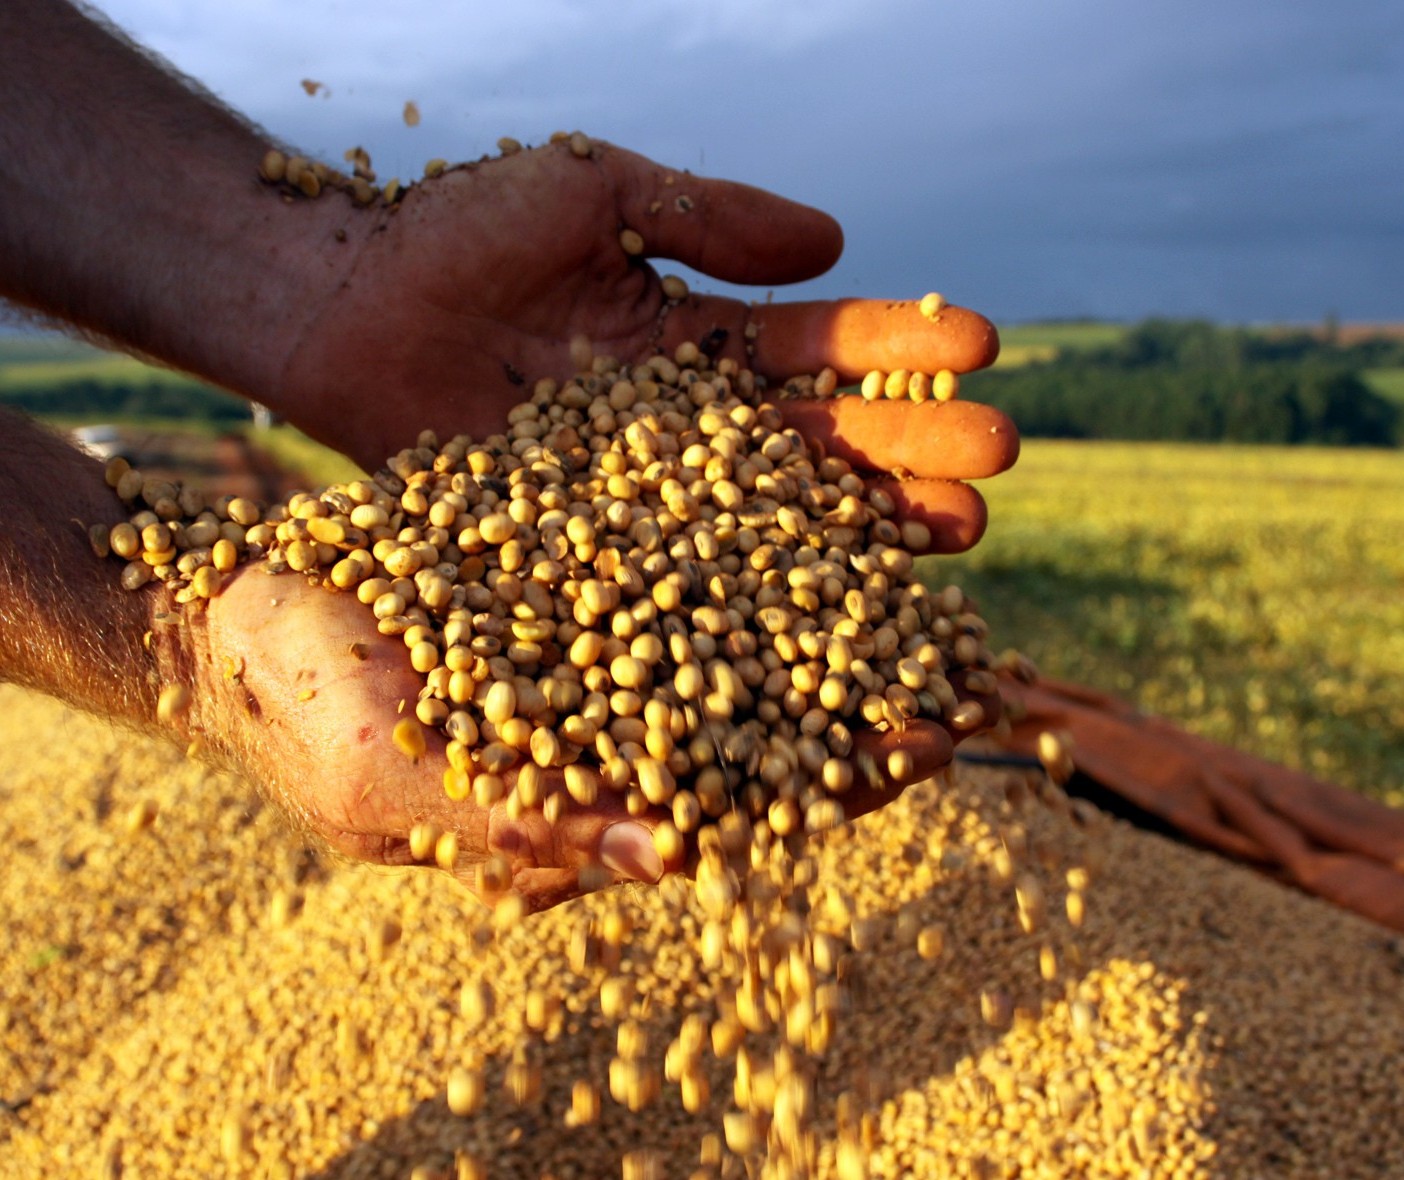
(191, 567), (657, 912)
(274, 139), (1010, 553)
(183, 563), (1000, 914)
(186, 140), (1016, 913)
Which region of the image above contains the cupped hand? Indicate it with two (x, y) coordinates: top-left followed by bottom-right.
(190, 566), (658, 912)
(185, 565), (999, 913)
(232, 138), (1017, 911)
(277, 139), (1014, 556)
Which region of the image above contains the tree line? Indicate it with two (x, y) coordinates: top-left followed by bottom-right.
(0, 377), (249, 423)
(967, 319), (1402, 446)
(4, 320), (1402, 446)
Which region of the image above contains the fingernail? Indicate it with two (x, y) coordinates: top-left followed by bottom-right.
(598, 822), (663, 883)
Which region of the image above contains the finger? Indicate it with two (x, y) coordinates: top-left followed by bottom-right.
(839, 720), (955, 821)
(501, 867), (600, 915)
(778, 398), (1020, 480)
(870, 478), (989, 554)
(750, 299), (1000, 377)
(406, 787), (675, 914)
(479, 786), (679, 881)
(602, 146), (844, 285)
(948, 668), (1004, 740)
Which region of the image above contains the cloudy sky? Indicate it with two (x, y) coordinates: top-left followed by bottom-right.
(90, 0), (1404, 325)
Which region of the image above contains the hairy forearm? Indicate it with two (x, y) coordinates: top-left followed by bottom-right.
(0, 409), (176, 725)
(0, 0), (358, 405)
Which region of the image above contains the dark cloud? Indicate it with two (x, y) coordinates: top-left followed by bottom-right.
(86, 0), (1404, 324)
(803, 0), (1404, 321)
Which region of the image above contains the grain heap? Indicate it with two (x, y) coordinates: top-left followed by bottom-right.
(7, 684), (1404, 1178)
(89, 341), (1011, 1176)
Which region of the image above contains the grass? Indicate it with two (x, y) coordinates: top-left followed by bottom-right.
(993, 321), (1128, 368)
(1363, 367), (1404, 406)
(246, 424), (364, 487)
(935, 439), (1404, 805)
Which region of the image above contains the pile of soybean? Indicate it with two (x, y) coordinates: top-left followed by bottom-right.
(100, 344), (993, 863)
(4, 684), (1404, 1178)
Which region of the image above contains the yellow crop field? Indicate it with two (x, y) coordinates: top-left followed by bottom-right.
(938, 440), (1404, 803)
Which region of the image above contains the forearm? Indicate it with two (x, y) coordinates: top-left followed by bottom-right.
(0, 409), (173, 726)
(0, 0), (358, 406)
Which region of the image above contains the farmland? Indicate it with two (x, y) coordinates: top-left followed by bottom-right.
(939, 439), (1404, 804)
(992, 320), (1129, 367)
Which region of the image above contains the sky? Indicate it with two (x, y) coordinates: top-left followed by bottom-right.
(71, 0), (1404, 325)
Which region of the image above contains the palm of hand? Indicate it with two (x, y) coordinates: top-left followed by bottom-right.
(193, 566), (985, 912)
(197, 569), (646, 910)
(279, 142), (836, 471)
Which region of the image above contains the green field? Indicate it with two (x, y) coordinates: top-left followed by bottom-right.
(994, 320), (1129, 367)
(1363, 366), (1404, 406)
(0, 336), (207, 392)
(935, 439), (1404, 804)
